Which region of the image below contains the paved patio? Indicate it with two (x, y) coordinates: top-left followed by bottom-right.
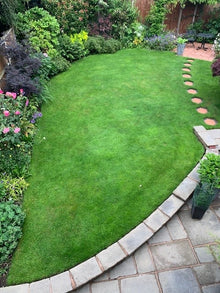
(75, 191), (220, 293)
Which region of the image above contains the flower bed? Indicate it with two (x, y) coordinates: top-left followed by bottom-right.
(0, 89), (42, 282)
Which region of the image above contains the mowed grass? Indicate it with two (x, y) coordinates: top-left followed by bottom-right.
(7, 49), (220, 284)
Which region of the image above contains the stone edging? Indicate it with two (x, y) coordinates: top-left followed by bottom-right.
(1, 125), (219, 293)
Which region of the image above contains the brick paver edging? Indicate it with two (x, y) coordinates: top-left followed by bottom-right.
(1, 126), (219, 293)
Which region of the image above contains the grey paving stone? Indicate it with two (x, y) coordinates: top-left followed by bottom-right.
(30, 278), (50, 293)
(194, 125), (206, 134)
(150, 240), (197, 270)
(70, 257), (102, 287)
(173, 177), (198, 201)
(198, 132), (217, 147)
(207, 129), (220, 138)
(212, 205), (220, 217)
(134, 243), (155, 273)
(91, 280), (120, 293)
(109, 256), (136, 279)
(193, 263), (220, 285)
(50, 271), (72, 293)
(202, 284), (220, 293)
(75, 284), (90, 293)
(148, 226), (171, 244)
(120, 274), (159, 293)
(159, 268), (201, 293)
(144, 209), (169, 232)
(159, 194), (184, 217)
(93, 272), (109, 282)
(187, 164), (200, 182)
(119, 223), (153, 255)
(96, 242), (126, 271)
(166, 214), (187, 240)
(195, 246), (215, 263)
(179, 209), (220, 245)
(0, 284), (29, 293)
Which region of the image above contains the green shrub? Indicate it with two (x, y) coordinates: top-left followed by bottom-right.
(0, 201), (25, 272)
(102, 38), (122, 53)
(0, 182), (6, 202)
(85, 36), (104, 54)
(0, 143), (32, 178)
(85, 36), (121, 55)
(50, 55), (71, 77)
(0, 176), (28, 203)
(15, 7), (60, 57)
(58, 34), (87, 62)
(41, 0), (89, 34)
(198, 153), (220, 188)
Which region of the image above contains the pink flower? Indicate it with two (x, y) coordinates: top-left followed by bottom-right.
(15, 110), (21, 115)
(20, 89), (24, 96)
(2, 127), (10, 134)
(6, 92), (17, 99)
(14, 127), (20, 134)
(3, 110), (10, 117)
(25, 99), (29, 107)
(0, 89), (4, 94)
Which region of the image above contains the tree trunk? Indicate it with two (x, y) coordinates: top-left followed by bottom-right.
(177, 7), (183, 35)
(192, 4), (198, 24)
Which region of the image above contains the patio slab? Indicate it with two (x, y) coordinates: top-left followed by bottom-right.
(178, 209), (220, 245)
(159, 268), (201, 293)
(150, 240), (197, 270)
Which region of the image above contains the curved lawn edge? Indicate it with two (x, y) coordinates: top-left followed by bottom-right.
(1, 126), (219, 293)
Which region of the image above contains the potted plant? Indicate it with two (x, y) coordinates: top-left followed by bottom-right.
(191, 153), (220, 219)
(176, 37), (187, 55)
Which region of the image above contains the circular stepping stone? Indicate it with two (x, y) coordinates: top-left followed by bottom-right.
(187, 89), (197, 94)
(182, 68), (191, 72)
(187, 59), (194, 62)
(197, 107), (208, 114)
(183, 74), (191, 78)
(191, 98), (202, 104)
(184, 63), (192, 67)
(184, 81), (193, 86)
(204, 118), (217, 126)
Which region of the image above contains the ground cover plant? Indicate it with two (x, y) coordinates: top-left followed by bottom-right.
(6, 48), (220, 285)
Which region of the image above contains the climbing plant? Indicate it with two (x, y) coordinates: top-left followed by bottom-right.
(145, 0), (220, 37)
(145, 0), (177, 37)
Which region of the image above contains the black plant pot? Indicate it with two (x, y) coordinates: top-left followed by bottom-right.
(191, 202), (207, 219)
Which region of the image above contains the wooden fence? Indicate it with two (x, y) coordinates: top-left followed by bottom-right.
(134, 0), (220, 34)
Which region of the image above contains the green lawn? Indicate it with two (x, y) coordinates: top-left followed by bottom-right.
(7, 48), (220, 284)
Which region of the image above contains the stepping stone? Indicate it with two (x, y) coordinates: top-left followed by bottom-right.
(197, 107), (208, 114)
(204, 118), (217, 126)
(184, 63), (192, 67)
(192, 97), (202, 104)
(184, 81), (193, 86)
(187, 59), (194, 62)
(187, 89), (197, 94)
(183, 74), (191, 78)
(182, 68), (191, 72)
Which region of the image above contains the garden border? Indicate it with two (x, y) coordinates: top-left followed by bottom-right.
(1, 125), (219, 293)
